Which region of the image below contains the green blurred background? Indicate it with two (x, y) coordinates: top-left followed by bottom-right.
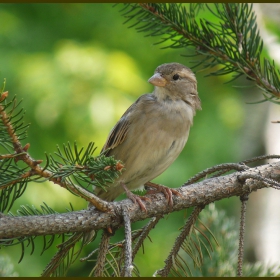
(0, 3), (272, 276)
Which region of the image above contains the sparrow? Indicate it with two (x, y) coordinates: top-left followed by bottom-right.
(93, 62), (201, 209)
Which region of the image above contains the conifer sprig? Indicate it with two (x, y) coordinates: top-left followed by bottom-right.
(0, 89), (124, 213)
(120, 3), (280, 102)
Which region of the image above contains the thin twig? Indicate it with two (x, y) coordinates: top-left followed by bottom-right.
(42, 232), (83, 277)
(237, 194), (249, 277)
(240, 154), (280, 164)
(238, 173), (280, 190)
(185, 155), (280, 187)
(81, 229), (144, 263)
(0, 97), (20, 147)
(185, 163), (248, 185)
(132, 216), (162, 261)
(121, 206), (133, 277)
(155, 205), (205, 277)
(94, 230), (111, 277)
(0, 170), (34, 189)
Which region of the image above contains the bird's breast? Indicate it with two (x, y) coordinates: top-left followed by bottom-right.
(114, 99), (192, 186)
(96, 97), (194, 200)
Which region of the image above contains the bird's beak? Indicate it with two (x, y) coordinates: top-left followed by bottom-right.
(148, 73), (167, 87)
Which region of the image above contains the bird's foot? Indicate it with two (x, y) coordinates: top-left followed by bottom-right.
(145, 182), (182, 207)
(121, 182), (151, 212)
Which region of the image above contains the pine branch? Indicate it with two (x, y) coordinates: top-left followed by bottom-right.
(1, 160), (280, 276)
(48, 142), (124, 191)
(81, 217), (159, 277)
(155, 206), (204, 277)
(1, 160), (280, 239)
(1, 203), (64, 264)
(119, 3), (280, 102)
(132, 215), (162, 260)
(41, 232), (84, 277)
(185, 204), (280, 276)
(93, 231), (111, 277)
(0, 90), (124, 213)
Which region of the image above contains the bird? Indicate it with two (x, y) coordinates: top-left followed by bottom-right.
(93, 62), (201, 209)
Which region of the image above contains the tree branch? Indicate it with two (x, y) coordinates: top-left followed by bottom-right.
(1, 161), (280, 239)
(121, 3), (280, 101)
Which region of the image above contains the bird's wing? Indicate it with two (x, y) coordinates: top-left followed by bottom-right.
(101, 95), (147, 154)
(101, 114), (130, 154)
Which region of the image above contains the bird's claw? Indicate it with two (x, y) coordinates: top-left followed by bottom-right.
(128, 194), (150, 212)
(121, 182), (151, 212)
(145, 182), (182, 207)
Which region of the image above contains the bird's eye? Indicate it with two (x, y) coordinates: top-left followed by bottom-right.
(173, 74), (180, 80)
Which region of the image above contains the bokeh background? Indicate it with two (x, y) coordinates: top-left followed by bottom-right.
(1, 3), (280, 276)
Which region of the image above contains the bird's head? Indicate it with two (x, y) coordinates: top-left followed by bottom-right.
(148, 63), (201, 111)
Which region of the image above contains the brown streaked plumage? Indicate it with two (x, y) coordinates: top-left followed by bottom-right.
(94, 62), (201, 202)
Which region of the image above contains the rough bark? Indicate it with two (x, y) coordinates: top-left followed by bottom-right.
(1, 161), (280, 239)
